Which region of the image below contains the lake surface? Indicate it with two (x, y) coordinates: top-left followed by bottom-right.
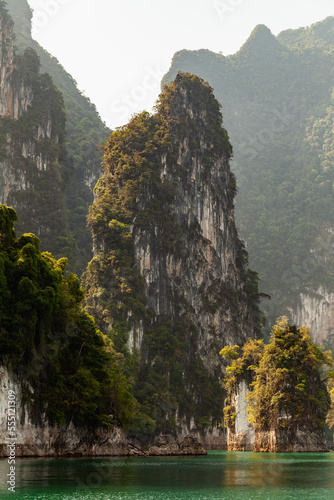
(1, 451), (334, 499)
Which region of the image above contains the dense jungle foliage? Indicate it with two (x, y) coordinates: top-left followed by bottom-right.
(0, 205), (154, 433)
(163, 18), (334, 336)
(221, 317), (334, 434)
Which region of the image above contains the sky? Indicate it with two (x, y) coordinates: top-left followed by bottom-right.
(26, 0), (333, 129)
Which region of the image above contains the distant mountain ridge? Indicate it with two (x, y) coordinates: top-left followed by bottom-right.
(163, 17), (334, 346)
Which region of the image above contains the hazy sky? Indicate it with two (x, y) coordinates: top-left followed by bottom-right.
(26, 0), (333, 129)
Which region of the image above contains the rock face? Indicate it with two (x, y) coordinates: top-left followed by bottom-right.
(0, 0), (109, 271)
(5, 0), (110, 273)
(148, 434), (207, 456)
(163, 18), (334, 346)
(253, 429), (328, 453)
(178, 419), (227, 450)
(0, 6), (31, 119)
(228, 379), (328, 452)
(0, 3), (74, 259)
(85, 73), (261, 445)
(0, 365), (129, 457)
(225, 323), (331, 453)
(128, 104), (255, 366)
(227, 380), (254, 451)
(289, 287), (334, 346)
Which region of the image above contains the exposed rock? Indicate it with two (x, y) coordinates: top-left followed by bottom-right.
(0, 8), (32, 119)
(0, 3), (74, 259)
(6, 0), (110, 273)
(0, 366), (207, 457)
(253, 428), (329, 453)
(148, 434), (207, 456)
(0, 365), (131, 457)
(227, 380), (254, 451)
(222, 322), (331, 453)
(289, 286), (334, 346)
(163, 18), (334, 348)
(178, 418), (227, 450)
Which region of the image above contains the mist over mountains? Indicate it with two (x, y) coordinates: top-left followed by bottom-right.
(164, 17), (334, 345)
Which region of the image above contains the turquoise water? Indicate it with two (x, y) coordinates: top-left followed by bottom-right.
(1, 451), (334, 499)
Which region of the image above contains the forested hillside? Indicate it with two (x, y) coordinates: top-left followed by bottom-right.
(163, 18), (334, 345)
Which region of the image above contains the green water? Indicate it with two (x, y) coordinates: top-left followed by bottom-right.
(1, 451), (334, 499)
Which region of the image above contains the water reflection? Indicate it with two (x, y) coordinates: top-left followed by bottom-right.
(1, 451), (334, 499)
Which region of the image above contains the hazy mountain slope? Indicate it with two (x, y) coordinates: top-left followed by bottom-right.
(163, 18), (334, 345)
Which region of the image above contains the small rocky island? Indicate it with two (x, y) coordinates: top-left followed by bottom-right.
(221, 317), (333, 452)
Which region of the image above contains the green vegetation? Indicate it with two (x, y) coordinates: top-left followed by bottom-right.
(1, 0), (30, 39)
(220, 338), (264, 429)
(0, 204), (153, 432)
(221, 317), (334, 433)
(327, 378), (334, 432)
(163, 18), (334, 335)
(0, 0), (11, 23)
(33, 51), (111, 272)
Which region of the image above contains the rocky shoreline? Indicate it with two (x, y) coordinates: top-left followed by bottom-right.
(0, 428), (207, 458)
(0, 366), (209, 458)
(146, 434), (207, 456)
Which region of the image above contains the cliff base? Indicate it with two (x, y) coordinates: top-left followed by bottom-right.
(253, 428), (329, 453)
(227, 430), (254, 452)
(148, 434), (207, 456)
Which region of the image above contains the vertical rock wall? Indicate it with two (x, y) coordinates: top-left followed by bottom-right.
(0, 3), (73, 259)
(0, 365), (145, 457)
(85, 73), (262, 443)
(0, 7), (31, 119)
(289, 288), (334, 346)
(228, 379), (328, 452)
(227, 380), (254, 451)
(253, 428), (328, 453)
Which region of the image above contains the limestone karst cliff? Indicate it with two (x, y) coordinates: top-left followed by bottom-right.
(0, 4), (31, 119)
(288, 287), (334, 347)
(0, 200), (207, 457)
(0, 1), (75, 261)
(2, 0), (110, 271)
(84, 73), (262, 446)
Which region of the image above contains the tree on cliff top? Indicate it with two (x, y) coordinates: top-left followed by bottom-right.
(221, 317), (334, 433)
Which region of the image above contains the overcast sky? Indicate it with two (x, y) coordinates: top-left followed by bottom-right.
(26, 0), (333, 129)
